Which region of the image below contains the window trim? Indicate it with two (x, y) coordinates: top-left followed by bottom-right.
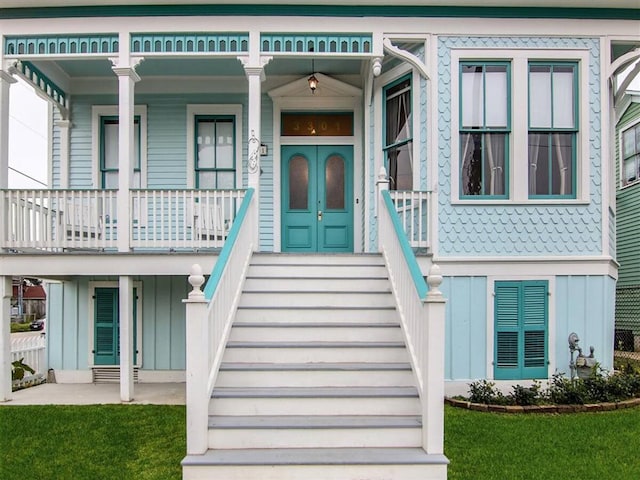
(99, 115), (142, 189)
(91, 105), (147, 189)
(459, 61), (511, 199)
(527, 61), (579, 200)
(450, 48), (590, 204)
(619, 118), (640, 189)
(186, 104), (243, 189)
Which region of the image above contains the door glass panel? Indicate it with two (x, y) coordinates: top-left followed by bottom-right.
(289, 155), (309, 210)
(325, 154), (345, 210)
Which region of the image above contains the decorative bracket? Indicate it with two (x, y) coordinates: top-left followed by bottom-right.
(238, 55), (273, 82)
(248, 130), (260, 174)
(383, 38), (430, 80)
(110, 56), (145, 82)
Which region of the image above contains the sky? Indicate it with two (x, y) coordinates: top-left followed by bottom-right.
(6, 62), (640, 190)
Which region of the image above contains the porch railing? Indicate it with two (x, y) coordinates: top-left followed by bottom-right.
(184, 188), (257, 454)
(388, 190), (431, 249)
(0, 189), (246, 251)
(377, 175), (446, 456)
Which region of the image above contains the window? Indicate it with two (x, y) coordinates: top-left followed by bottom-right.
(622, 123), (640, 186)
(528, 63), (577, 198)
(494, 280), (548, 380)
(99, 116), (141, 189)
(195, 116), (236, 189)
(459, 62), (510, 198)
(383, 76), (413, 190)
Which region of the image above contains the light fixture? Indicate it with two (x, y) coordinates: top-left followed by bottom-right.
(308, 49), (318, 94)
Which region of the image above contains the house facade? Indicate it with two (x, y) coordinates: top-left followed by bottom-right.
(0, 2), (638, 477)
(615, 90), (640, 351)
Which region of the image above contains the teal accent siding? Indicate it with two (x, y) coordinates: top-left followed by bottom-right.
(260, 34), (371, 54)
(556, 275), (615, 374)
(131, 33), (248, 53)
(2, 6), (638, 20)
(442, 276), (487, 381)
(5, 34), (118, 55)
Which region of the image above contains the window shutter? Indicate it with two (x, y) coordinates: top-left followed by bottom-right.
(94, 288), (118, 365)
(494, 282), (520, 379)
(522, 282), (548, 377)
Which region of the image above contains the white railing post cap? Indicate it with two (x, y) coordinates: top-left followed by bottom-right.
(427, 264), (443, 298)
(188, 264), (205, 300)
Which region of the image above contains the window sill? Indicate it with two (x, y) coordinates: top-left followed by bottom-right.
(620, 180), (640, 191)
(451, 198), (590, 206)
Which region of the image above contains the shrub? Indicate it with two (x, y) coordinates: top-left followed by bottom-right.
(509, 382), (542, 406)
(468, 380), (508, 405)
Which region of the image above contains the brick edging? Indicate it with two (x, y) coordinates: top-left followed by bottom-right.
(445, 396), (640, 413)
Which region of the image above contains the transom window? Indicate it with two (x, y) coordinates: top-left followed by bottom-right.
(459, 62), (510, 198)
(195, 116), (235, 189)
(383, 76), (413, 191)
(528, 63), (577, 198)
(622, 122), (640, 186)
(100, 116), (141, 189)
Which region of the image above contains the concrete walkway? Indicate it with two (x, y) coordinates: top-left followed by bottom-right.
(1, 383), (185, 405)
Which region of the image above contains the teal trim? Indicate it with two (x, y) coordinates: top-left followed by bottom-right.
(131, 33), (248, 53)
(260, 33), (371, 53)
(203, 188), (253, 301)
(1, 6), (638, 20)
(494, 280), (548, 380)
(15, 61), (68, 107)
(5, 34), (118, 55)
(382, 190), (428, 300)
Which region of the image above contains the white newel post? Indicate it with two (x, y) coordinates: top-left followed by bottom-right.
(119, 275), (134, 402)
(376, 166), (389, 239)
(184, 264), (209, 454)
(423, 264), (446, 454)
(112, 53), (141, 252)
(0, 276), (11, 401)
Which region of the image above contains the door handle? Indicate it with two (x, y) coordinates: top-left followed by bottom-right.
(317, 210), (323, 221)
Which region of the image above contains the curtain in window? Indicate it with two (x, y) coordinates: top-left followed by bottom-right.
(486, 134), (505, 196)
(385, 81), (412, 190)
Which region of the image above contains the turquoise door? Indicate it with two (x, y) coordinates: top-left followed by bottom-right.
(94, 287), (137, 366)
(282, 145), (353, 252)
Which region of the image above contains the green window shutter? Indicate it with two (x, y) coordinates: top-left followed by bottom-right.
(494, 282), (521, 379)
(522, 282), (548, 377)
(94, 288), (118, 365)
(494, 281), (548, 380)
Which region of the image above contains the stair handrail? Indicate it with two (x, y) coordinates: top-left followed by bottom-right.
(377, 168), (446, 455)
(184, 188), (256, 455)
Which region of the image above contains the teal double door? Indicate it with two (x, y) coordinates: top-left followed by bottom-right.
(282, 145), (353, 252)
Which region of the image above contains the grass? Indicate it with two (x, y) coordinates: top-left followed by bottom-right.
(1, 404), (639, 479)
(10, 322), (31, 333)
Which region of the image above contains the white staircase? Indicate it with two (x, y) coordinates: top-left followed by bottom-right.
(182, 253), (448, 479)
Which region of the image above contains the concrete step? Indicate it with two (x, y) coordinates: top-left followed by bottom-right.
(238, 291), (395, 308)
(222, 341), (409, 363)
(182, 448), (448, 480)
(243, 276), (390, 292)
(207, 415), (422, 449)
(216, 362), (414, 387)
(234, 306), (398, 323)
(228, 323), (403, 343)
(209, 386), (420, 416)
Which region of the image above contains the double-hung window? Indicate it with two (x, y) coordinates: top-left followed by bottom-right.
(622, 122), (640, 186)
(195, 116), (236, 189)
(459, 62), (510, 198)
(528, 63), (578, 198)
(100, 116), (141, 189)
(383, 76), (413, 191)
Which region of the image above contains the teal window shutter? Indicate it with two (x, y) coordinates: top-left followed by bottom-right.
(94, 287), (118, 365)
(494, 281), (548, 380)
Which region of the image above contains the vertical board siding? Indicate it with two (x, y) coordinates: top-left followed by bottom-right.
(442, 276), (487, 380)
(46, 275), (192, 372)
(556, 275), (614, 373)
(259, 95), (274, 251)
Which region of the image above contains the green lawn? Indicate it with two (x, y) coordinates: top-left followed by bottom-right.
(1, 404), (639, 479)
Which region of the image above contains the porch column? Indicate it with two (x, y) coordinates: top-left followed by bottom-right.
(1, 276), (12, 401)
(0, 70), (17, 190)
(112, 60), (141, 252)
(55, 119), (71, 188)
(119, 275), (134, 402)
